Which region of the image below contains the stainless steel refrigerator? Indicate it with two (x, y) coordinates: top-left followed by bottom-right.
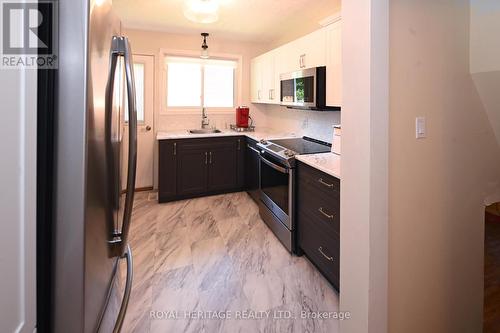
(52, 0), (137, 332)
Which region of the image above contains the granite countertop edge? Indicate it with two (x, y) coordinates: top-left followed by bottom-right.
(296, 152), (341, 179)
(156, 128), (298, 142)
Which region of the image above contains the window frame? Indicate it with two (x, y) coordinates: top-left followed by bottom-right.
(160, 49), (242, 115)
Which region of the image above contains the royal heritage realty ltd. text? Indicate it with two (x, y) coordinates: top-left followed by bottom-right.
(150, 310), (352, 321)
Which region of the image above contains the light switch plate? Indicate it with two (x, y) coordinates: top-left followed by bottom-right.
(416, 117), (426, 139)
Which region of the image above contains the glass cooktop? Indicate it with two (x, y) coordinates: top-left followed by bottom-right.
(269, 137), (331, 155)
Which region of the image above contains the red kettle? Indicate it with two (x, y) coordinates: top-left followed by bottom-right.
(236, 106), (251, 128)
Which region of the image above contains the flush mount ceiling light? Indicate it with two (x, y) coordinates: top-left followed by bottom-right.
(200, 32), (210, 59)
(184, 0), (219, 24)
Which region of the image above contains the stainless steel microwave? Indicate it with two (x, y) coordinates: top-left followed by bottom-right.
(280, 66), (340, 111)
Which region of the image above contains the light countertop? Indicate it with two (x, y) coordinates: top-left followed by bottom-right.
(156, 128), (298, 142)
(296, 152), (341, 179)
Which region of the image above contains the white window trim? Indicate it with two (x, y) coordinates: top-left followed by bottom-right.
(159, 48), (243, 115)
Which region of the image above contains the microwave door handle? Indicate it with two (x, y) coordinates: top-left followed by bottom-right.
(260, 155), (289, 174)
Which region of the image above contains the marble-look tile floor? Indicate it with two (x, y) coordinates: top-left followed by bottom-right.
(121, 191), (339, 333)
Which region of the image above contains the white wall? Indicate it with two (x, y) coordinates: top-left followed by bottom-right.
(470, 0), (500, 146)
(389, 1), (500, 332)
(470, 0), (500, 73)
(339, 0), (389, 332)
(0, 69), (37, 332)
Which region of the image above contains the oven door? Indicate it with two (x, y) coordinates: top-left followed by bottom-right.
(280, 68), (316, 108)
(259, 153), (292, 229)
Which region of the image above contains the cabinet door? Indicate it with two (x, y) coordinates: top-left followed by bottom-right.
(208, 140), (238, 191)
(277, 42), (300, 74)
(245, 139), (260, 201)
(301, 29), (326, 69)
(251, 57), (263, 103)
(262, 52), (279, 104)
(158, 140), (177, 202)
(176, 145), (208, 196)
(325, 20), (342, 107)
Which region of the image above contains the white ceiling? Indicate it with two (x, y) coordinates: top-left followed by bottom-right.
(113, 0), (341, 44)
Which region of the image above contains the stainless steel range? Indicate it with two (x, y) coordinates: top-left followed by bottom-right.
(257, 137), (331, 253)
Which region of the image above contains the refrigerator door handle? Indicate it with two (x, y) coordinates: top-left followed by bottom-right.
(113, 244), (133, 333)
(107, 36), (137, 257)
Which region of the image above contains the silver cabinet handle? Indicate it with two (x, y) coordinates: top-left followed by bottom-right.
(205, 152), (208, 165)
(113, 245), (133, 333)
(173, 142), (177, 156)
(258, 90), (261, 100)
(237, 139), (241, 150)
(318, 207), (334, 219)
(106, 36), (137, 257)
(318, 246), (334, 261)
(318, 178), (334, 188)
(269, 89), (275, 100)
(209, 151), (213, 164)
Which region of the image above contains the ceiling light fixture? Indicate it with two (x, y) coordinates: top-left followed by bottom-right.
(200, 32), (210, 59)
(184, 0), (219, 24)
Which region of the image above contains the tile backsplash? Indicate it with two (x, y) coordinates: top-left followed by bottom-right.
(156, 104), (340, 144)
(264, 105), (341, 143)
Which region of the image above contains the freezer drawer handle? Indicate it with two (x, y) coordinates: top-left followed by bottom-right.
(113, 244), (133, 333)
(318, 246), (334, 262)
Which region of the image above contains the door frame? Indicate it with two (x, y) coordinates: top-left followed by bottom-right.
(130, 53), (155, 191)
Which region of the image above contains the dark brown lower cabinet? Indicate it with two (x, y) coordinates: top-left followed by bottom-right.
(158, 136), (245, 202)
(177, 145), (208, 196)
(207, 140), (238, 192)
(296, 161), (340, 290)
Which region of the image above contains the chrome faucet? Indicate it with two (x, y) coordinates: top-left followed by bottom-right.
(201, 107), (210, 129)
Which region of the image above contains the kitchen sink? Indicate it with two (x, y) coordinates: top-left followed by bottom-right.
(189, 129), (222, 134)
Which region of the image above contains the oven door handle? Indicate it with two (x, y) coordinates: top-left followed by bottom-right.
(260, 155), (289, 174)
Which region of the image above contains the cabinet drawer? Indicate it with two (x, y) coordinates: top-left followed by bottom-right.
(299, 212), (340, 289)
(297, 162), (340, 198)
(297, 179), (339, 236)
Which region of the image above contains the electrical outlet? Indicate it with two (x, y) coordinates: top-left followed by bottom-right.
(302, 118), (309, 129)
(416, 117), (426, 139)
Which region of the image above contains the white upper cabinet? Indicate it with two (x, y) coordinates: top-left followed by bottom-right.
(251, 50), (280, 104)
(297, 29), (327, 70)
(251, 17), (342, 107)
(325, 18), (342, 107)
(250, 56), (263, 103)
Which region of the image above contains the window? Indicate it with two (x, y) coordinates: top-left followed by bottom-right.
(125, 62), (145, 123)
(165, 56), (236, 110)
